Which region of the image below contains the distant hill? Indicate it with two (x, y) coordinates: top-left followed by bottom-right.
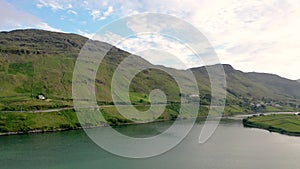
(0, 29), (299, 113)
(191, 65), (300, 101)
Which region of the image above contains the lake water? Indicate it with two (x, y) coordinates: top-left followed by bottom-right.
(1, 119), (299, 169)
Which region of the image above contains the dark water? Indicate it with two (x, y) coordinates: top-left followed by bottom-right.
(1, 120), (299, 169)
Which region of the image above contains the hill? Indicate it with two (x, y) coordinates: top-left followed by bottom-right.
(0, 29), (299, 114)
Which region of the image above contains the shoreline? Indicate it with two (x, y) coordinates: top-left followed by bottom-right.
(0, 118), (182, 136)
(1, 110), (299, 137)
(243, 118), (300, 137)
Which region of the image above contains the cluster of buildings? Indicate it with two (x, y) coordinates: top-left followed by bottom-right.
(250, 101), (282, 108)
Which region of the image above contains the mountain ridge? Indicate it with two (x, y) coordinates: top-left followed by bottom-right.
(0, 29), (299, 113)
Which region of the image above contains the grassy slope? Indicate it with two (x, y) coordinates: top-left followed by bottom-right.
(0, 30), (183, 111)
(243, 114), (300, 135)
(1, 29), (300, 134)
(1, 29), (300, 111)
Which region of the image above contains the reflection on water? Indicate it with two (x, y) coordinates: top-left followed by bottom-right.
(0, 119), (299, 169)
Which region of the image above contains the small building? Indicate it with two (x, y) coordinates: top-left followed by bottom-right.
(37, 94), (46, 100)
(189, 94), (199, 98)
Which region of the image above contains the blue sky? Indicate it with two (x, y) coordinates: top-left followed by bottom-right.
(1, 0), (120, 34)
(1, 0), (300, 80)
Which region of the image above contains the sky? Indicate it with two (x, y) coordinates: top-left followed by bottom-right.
(0, 0), (300, 80)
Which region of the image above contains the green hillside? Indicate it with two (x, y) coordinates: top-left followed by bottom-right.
(0, 29), (299, 113)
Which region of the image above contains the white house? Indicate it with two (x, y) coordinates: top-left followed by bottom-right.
(38, 94), (46, 100)
(189, 94), (199, 98)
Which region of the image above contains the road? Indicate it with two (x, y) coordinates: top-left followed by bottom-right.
(0, 104), (167, 113)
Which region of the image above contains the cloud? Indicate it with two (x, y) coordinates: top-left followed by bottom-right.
(67, 10), (77, 15)
(79, 0), (300, 79)
(77, 29), (94, 38)
(103, 6), (114, 18)
(90, 10), (101, 20)
(37, 0), (72, 11)
(184, 0), (300, 79)
(3, 0), (300, 79)
(89, 6), (114, 20)
(96, 31), (206, 68)
(35, 22), (62, 32)
(0, 0), (61, 32)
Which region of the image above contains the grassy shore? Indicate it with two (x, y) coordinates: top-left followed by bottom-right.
(1, 103), (299, 136)
(243, 114), (300, 136)
(0, 109), (80, 135)
(0, 104), (211, 135)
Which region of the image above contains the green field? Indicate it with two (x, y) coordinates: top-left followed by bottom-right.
(243, 114), (300, 136)
(0, 109), (80, 134)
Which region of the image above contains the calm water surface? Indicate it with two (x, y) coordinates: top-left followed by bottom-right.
(1, 120), (299, 169)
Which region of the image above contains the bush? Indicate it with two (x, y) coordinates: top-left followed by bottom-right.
(20, 125), (30, 133)
(107, 118), (118, 125)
